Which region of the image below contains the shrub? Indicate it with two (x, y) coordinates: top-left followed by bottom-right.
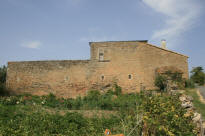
(190, 66), (205, 86)
(0, 96), (18, 105)
(43, 93), (61, 108)
(114, 84), (122, 96)
(63, 98), (73, 109)
(185, 79), (195, 88)
(72, 96), (83, 109)
(0, 83), (9, 96)
(0, 66), (9, 96)
(86, 90), (101, 101)
(0, 65), (6, 84)
(118, 92), (196, 136)
(138, 93), (196, 135)
(154, 74), (167, 91)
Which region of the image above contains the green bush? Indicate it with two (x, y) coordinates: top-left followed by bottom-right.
(0, 65), (6, 84)
(114, 84), (122, 96)
(140, 92), (196, 135)
(0, 83), (9, 96)
(0, 66), (9, 96)
(190, 66), (205, 86)
(185, 79), (195, 88)
(154, 74), (167, 91)
(43, 93), (61, 108)
(118, 92), (196, 136)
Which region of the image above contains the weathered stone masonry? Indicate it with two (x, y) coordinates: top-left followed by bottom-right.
(6, 40), (189, 98)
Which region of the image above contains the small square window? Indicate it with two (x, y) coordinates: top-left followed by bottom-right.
(101, 75), (104, 81)
(128, 74), (132, 79)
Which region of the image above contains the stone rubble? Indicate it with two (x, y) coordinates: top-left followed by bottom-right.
(178, 92), (204, 136)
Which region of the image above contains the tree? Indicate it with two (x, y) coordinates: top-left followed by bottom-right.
(0, 65), (9, 96)
(0, 65), (7, 84)
(190, 66), (205, 86)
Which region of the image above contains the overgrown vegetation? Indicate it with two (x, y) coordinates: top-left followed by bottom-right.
(154, 67), (205, 91)
(154, 71), (185, 92)
(185, 79), (195, 88)
(0, 65), (6, 84)
(0, 89), (138, 111)
(0, 90), (197, 135)
(0, 65), (9, 96)
(0, 104), (120, 135)
(154, 74), (167, 91)
(190, 66), (205, 86)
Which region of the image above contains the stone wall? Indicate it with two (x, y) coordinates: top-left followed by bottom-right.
(89, 41), (188, 92)
(6, 41), (189, 97)
(6, 60), (91, 98)
(137, 43), (189, 90)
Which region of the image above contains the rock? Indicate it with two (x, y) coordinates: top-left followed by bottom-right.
(170, 90), (185, 95)
(186, 96), (193, 101)
(179, 95), (187, 102)
(179, 95), (193, 102)
(193, 112), (201, 123)
(181, 101), (193, 108)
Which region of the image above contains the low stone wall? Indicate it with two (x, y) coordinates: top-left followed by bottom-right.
(176, 91), (205, 136)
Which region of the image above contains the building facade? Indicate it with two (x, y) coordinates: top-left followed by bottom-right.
(6, 40), (189, 98)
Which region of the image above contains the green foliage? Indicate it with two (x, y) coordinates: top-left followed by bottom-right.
(154, 74), (167, 91)
(0, 104), (121, 135)
(0, 66), (9, 96)
(0, 65), (6, 84)
(138, 92), (196, 135)
(43, 93), (61, 108)
(185, 79), (195, 88)
(0, 90), (198, 135)
(86, 90), (101, 101)
(165, 71), (183, 82)
(0, 83), (9, 96)
(155, 71), (185, 91)
(190, 66), (205, 86)
(114, 83), (122, 96)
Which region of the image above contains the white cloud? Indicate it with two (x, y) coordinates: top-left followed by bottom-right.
(142, 0), (202, 45)
(21, 41), (42, 49)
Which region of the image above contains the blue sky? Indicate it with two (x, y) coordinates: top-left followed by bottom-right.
(0, 0), (205, 71)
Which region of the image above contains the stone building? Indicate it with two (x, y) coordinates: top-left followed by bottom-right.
(6, 40), (189, 98)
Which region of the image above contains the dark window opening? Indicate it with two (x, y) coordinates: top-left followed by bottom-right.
(101, 75), (104, 81)
(128, 74), (132, 79)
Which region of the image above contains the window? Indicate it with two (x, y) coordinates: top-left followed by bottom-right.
(128, 74), (132, 79)
(101, 75), (104, 81)
(99, 52), (104, 61)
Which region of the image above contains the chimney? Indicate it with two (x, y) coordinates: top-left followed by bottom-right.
(161, 39), (166, 49)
